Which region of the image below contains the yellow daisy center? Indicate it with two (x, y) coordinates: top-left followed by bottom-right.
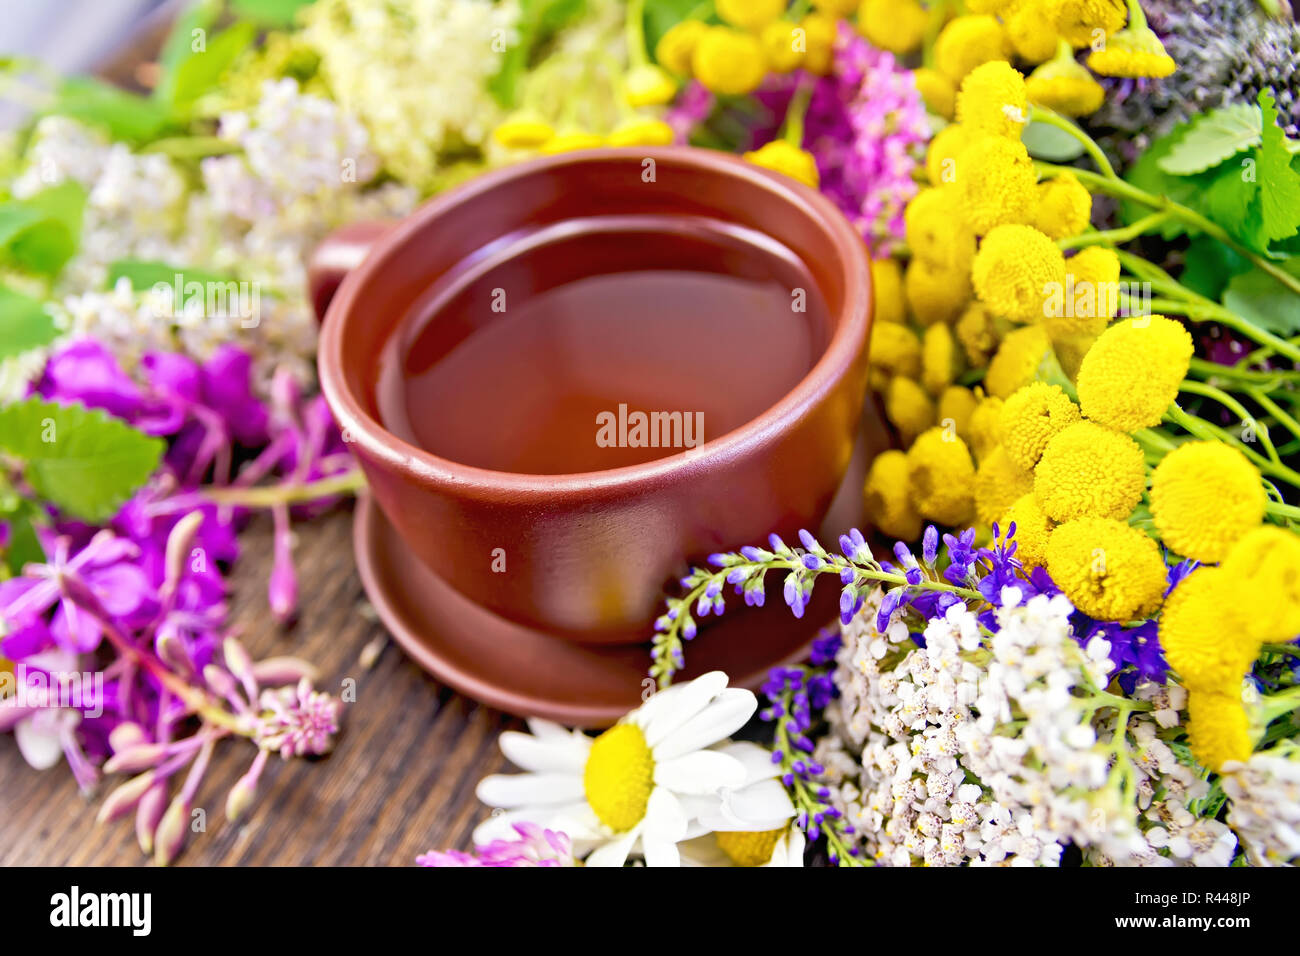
(716, 828), (784, 866)
(584, 723), (655, 832)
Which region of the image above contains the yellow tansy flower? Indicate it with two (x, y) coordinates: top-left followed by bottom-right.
(1053, 331), (1097, 380)
(870, 321), (923, 383)
(1150, 442), (1265, 563)
(865, 449), (922, 541)
(972, 224), (1065, 323)
(760, 21), (805, 73)
(913, 68), (956, 120)
(625, 64), (679, 108)
(926, 122), (977, 186)
(975, 445), (1035, 526)
(956, 136), (1039, 234)
(968, 395), (1005, 461)
(1000, 493), (1055, 569)
(905, 186), (977, 272)
(539, 129), (605, 154)
(717, 0), (786, 31)
(1160, 568), (1261, 697)
(955, 302), (1001, 367)
(905, 257), (972, 326)
(871, 257), (906, 325)
(964, 0), (1020, 12)
(1034, 421), (1145, 522)
(1045, 0), (1128, 48)
(1027, 46), (1107, 116)
(1187, 688), (1253, 772)
(922, 323), (963, 396)
(999, 382), (1081, 470)
(955, 60), (1028, 139)
(656, 19), (709, 75)
(800, 13), (838, 75)
(906, 428), (977, 526)
(812, 0), (860, 15)
(744, 140), (820, 187)
(1221, 527), (1300, 641)
(1004, 3), (1061, 64)
(938, 385), (979, 439)
(1046, 246), (1119, 339)
(934, 15), (1010, 83)
(1045, 517), (1167, 620)
(985, 325), (1052, 399)
(1033, 172), (1092, 240)
(1087, 27), (1176, 79)
(886, 375), (937, 444)
(859, 0), (929, 56)
(493, 113), (555, 149)
(1076, 315), (1193, 432)
(607, 117), (676, 148)
(693, 28), (768, 95)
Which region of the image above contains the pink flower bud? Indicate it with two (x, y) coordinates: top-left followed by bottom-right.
(153, 795), (190, 867)
(136, 781), (168, 855)
(96, 771), (156, 824)
(251, 656), (319, 687)
(105, 742), (170, 774)
(108, 722), (147, 754)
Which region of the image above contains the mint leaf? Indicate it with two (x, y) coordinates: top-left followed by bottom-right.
(1123, 132), (1206, 240)
(107, 259), (232, 291)
(1223, 259), (1300, 336)
(46, 77), (171, 144)
(0, 285), (58, 360)
(1157, 103), (1262, 176)
(1255, 90), (1300, 244)
(0, 182), (86, 277)
(164, 21), (258, 116)
(0, 398), (163, 522)
(1179, 236), (1252, 299)
(155, 0), (222, 107)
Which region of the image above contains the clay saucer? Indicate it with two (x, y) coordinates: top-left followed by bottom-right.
(352, 404), (889, 727)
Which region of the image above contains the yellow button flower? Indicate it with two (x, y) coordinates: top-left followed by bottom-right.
(886, 376), (937, 445)
(718, 0), (786, 31)
(1186, 688), (1252, 772)
(956, 136), (1039, 234)
(870, 321), (923, 379)
(956, 60), (1028, 139)
(913, 68), (956, 120)
(1034, 421), (1145, 522)
(812, 0), (861, 15)
(1000, 492), (1055, 569)
(1045, 517), (1167, 620)
(926, 122), (977, 186)
(955, 302), (1001, 367)
(999, 382), (1081, 470)
(539, 129), (605, 154)
(716, 828), (787, 866)
(975, 445), (1035, 527)
(1161, 567), (1260, 688)
(938, 385), (979, 439)
(922, 322), (964, 396)
(905, 186), (977, 272)
(1046, 246), (1119, 339)
(905, 257), (972, 326)
(607, 117), (676, 148)
(985, 325), (1052, 400)
(860, 0), (930, 57)
(692, 28), (768, 95)
(1076, 315), (1193, 432)
(800, 13), (838, 75)
(493, 112), (555, 150)
(972, 224), (1066, 323)
(871, 257), (906, 325)
(964, 0), (1020, 12)
(1026, 49), (1107, 116)
(625, 63), (679, 108)
(743, 140), (820, 188)
(968, 394), (1005, 461)
(1150, 442), (1265, 563)
(656, 19), (709, 75)
(1221, 527), (1300, 641)
(934, 15), (1010, 83)
(760, 21), (805, 73)
(1087, 27), (1176, 79)
(1004, 3), (1061, 64)
(865, 449), (922, 541)
(1045, 0), (1128, 48)
(906, 428), (977, 526)
(1033, 171), (1092, 240)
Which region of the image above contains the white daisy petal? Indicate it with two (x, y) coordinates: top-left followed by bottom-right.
(767, 827), (806, 867)
(641, 671), (730, 747)
(642, 787), (690, 844)
(585, 825), (641, 868)
(713, 740), (780, 785)
(471, 802), (599, 846)
(654, 751), (746, 795)
(475, 771), (584, 808)
(627, 682), (687, 730)
(642, 835), (682, 867)
(654, 688), (757, 760)
(498, 730), (590, 773)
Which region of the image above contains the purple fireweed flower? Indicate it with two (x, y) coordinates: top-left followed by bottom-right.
(418, 822), (575, 867)
(664, 80), (715, 144)
(255, 677), (342, 758)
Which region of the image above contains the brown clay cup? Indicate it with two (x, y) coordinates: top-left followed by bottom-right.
(313, 147), (872, 645)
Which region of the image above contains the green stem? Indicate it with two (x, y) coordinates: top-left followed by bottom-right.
(204, 469), (366, 508)
(1165, 403), (1300, 488)
(1187, 356), (1296, 387)
(1030, 107), (1117, 180)
(1178, 379), (1282, 466)
(1247, 387), (1300, 443)
(1059, 212), (1171, 250)
(782, 77), (813, 147)
(626, 0), (649, 68)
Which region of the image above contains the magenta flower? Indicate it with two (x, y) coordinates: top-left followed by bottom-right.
(417, 822), (574, 867)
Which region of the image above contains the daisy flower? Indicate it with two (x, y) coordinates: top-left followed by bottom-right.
(474, 672), (757, 867)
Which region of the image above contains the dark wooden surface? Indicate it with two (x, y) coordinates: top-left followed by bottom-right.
(0, 504), (520, 866)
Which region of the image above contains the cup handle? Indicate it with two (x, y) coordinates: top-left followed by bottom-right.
(306, 220), (394, 322)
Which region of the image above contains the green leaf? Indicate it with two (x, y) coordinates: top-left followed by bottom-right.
(1021, 120), (1087, 162)
(0, 182), (86, 277)
(155, 0), (223, 107)
(0, 285), (57, 360)
(228, 0), (315, 25)
(1156, 103), (1261, 175)
(489, 0), (588, 107)
(106, 259), (232, 291)
(644, 0), (700, 52)
(164, 21), (259, 115)
(1122, 132), (1205, 239)
(1222, 258), (1300, 336)
(1254, 90), (1300, 244)
(1179, 236), (1252, 300)
(0, 398), (164, 522)
(45, 77), (171, 144)
(2, 506), (45, 577)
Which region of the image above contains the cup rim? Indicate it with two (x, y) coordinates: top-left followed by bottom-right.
(317, 146), (871, 498)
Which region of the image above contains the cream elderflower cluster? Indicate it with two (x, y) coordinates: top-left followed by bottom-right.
(816, 590), (1236, 866)
(1223, 745), (1300, 866)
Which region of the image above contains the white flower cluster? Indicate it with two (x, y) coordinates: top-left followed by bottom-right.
(816, 590), (1236, 866)
(300, 0), (520, 189)
(1223, 745), (1300, 866)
